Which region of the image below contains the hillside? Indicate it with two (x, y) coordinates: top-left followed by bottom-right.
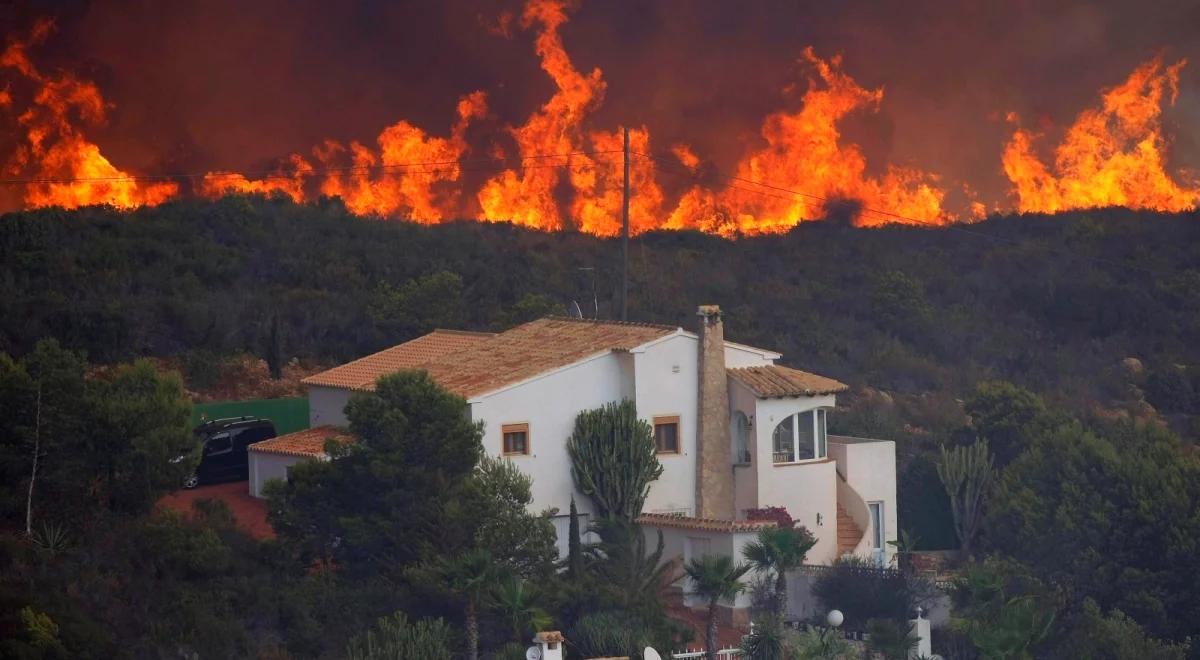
(2, 196), (1199, 440)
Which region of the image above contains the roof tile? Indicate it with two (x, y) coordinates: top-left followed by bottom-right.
(302, 329), (494, 391)
(727, 365), (848, 398)
(637, 512), (778, 533)
(304, 318), (675, 399)
(248, 425), (355, 458)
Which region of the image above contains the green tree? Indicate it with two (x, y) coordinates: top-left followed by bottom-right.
(964, 381), (1057, 466)
(742, 526), (817, 617)
(950, 560), (1056, 660)
(87, 359), (194, 514)
(566, 497), (583, 578)
(369, 271), (466, 340)
(441, 549), (495, 660)
(491, 573), (552, 644)
(345, 612), (454, 660)
(866, 618), (919, 660)
(986, 420), (1200, 641)
(937, 440), (994, 558)
(269, 370), (484, 574)
(683, 554), (750, 660)
(567, 399), (662, 523)
(1044, 599), (1190, 660)
(461, 455), (557, 579)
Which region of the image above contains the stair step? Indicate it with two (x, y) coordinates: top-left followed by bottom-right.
(835, 503), (864, 554)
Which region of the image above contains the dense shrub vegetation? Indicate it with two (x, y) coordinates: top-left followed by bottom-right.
(2, 197), (1200, 657)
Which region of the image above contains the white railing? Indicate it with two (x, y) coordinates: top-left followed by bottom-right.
(672, 648), (742, 659)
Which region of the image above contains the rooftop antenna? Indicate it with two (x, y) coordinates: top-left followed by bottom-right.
(577, 266), (598, 319)
(568, 300), (583, 319)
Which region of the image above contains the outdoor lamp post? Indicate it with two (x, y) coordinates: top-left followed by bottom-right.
(817, 609), (845, 658)
(826, 610), (844, 628)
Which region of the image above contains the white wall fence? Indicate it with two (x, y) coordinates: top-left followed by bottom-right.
(671, 648), (742, 659)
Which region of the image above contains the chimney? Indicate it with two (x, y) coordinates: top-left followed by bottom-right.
(695, 305), (734, 520)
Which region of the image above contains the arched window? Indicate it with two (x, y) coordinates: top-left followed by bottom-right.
(771, 408), (829, 464)
(731, 411), (751, 465)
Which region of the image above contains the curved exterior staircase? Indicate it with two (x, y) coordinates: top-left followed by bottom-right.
(836, 503), (864, 555)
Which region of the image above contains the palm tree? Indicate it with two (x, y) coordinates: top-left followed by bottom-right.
(491, 573), (552, 644)
(442, 549), (495, 660)
(684, 554), (751, 660)
(742, 526), (817, 618)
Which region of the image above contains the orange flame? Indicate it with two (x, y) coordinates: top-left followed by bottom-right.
(1, 20), (178, 209)
(1003, 56), (1199, 214)
(666, 48), (947, 235)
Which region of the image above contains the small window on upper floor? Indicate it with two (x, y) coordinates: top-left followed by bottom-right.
(654, 415), (680, 454)
(502, 423), (530, 456)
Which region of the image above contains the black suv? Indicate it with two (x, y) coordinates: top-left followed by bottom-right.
(179, 417), (277, 488)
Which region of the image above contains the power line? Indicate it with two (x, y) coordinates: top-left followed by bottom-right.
(635, 151), (1162, 276)
(0, 148), (624, 185)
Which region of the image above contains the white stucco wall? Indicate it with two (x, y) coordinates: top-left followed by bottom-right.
(730, 379), (760, 514)
(648, 523), (761, 609)
(249, 451), (305, 498)
(829, 436), (899, 565)
(632, 334), (700, 516)
(468, 352), (634, 519)
(752, 395), (840, 563)
(308, 386), (352, 427)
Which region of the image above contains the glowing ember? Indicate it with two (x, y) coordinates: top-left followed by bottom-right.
(1003, 56), (1199, 214)
(1, 20), (178, 209)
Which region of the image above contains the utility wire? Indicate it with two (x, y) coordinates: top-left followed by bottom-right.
(0, 149), (624, 185)
(0, 141), (1174, 276)
(635, 151), (1163, 275)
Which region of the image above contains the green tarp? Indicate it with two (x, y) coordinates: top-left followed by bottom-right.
(190, 397), (310, 435)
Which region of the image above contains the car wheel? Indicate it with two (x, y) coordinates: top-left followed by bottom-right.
(183, 475), (199, 489)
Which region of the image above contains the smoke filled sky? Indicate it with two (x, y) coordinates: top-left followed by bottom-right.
(4, 0), (1200, 222)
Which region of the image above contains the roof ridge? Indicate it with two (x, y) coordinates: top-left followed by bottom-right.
(540, 315), (679, 331)
(429, 328), (498, 337)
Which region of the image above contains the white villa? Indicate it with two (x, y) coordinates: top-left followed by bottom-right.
(247, 305), (897, 619)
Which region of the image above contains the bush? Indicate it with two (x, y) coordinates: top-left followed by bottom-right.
(344, 612), (453, 660)
(811, 557), (935, 631)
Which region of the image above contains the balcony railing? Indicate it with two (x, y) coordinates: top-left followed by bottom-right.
(773, 449), (795, 464)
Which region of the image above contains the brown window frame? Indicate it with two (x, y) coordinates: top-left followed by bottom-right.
(502, 423), (530, 456)
(653, 415), (681, 455)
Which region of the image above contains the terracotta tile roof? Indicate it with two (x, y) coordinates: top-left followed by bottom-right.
(302, 329), (495, 391)
(306, 317), (676, 399)
(727, 365), (848, 398)
(419, 318), (675, 398)
(637, 512), (778, 533)
(248, 425), (355, 458)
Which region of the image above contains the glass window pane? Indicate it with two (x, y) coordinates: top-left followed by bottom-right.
(797, 411), (814, 460)
(655, 422), (679, 453)
(817, 409), (827, 458)
(772, 415), (794, 463)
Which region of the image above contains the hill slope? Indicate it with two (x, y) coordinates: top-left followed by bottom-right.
(2, 196), (1198, 438)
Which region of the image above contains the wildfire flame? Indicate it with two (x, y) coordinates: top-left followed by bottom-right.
(3, 4), (1196, 234)
(1, 20), (178, 209)
(1003, 56), (1199, 214)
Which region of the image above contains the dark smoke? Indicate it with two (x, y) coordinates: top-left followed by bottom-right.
(8, 0), (1200, 214)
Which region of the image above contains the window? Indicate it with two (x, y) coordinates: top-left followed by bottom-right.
(731, 411), (751, 464)
(205, 433), (232, 455)
(654, 416), (680, 454)
(771, 408), (830, 464)
(772, 414), (794, 463)
(502, 423), (529, 456)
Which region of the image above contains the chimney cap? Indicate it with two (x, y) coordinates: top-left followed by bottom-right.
(697, 304), (722, 317)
